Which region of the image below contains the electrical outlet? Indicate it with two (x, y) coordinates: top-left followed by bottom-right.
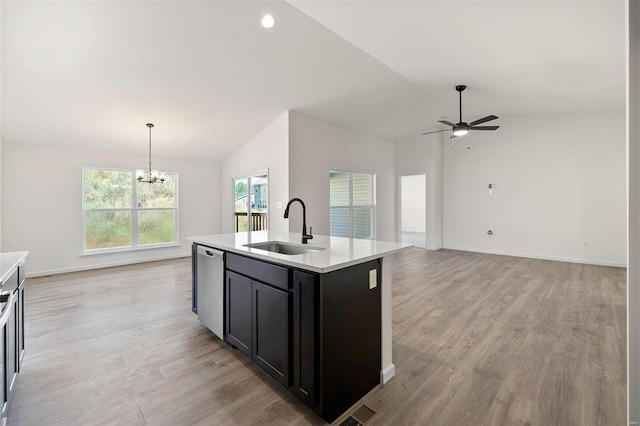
(584, 240), (590, 248)
(369, 269), (377, 289)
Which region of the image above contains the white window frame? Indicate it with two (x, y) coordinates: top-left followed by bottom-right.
(329, 170), (376, 239)
(81, 167), (179, 255)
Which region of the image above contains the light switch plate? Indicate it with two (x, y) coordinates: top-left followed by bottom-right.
(369, 269), (377, 289)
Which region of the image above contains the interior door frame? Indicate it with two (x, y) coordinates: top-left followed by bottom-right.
(398, 173), (427, 249)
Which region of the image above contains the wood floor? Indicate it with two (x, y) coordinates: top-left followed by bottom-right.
(7, 249), (626, 425)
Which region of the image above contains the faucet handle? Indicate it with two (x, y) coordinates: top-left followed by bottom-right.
(303, 227), (313, 243)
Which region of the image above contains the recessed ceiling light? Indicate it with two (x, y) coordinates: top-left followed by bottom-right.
(261, 14), (275, 29)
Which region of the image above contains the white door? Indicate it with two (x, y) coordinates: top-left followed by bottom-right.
(400, 174), (426, 248)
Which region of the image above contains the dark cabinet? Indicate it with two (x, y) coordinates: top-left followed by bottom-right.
(225, 263), (291, 387)
(319, 259), (381, 422)
(191, 244), (197, 314)
(214, 251), (381, 423)
(0, 262), (24, 418)
(225, 271), (253, 357)
(292, 270), (317, 408)
(253, 281), (290, 387)
(6, 294), (17, 400)
(17, 279), (25, 370)
(0, 320), (4, 417)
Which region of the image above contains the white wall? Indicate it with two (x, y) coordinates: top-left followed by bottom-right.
(627, 0), (639, 422)
(442, 112), (626, 267)
(0, 1), (3, 246)
(1, 142), (220, 276)
(221, 111), (289, 235)
(396, 133), (442, 249)
(400, 175), (426, 232)
(288, 112), (396, 241)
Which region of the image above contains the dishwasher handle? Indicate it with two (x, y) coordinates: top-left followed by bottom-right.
(197, 246), (224, 259)
(0, 291), (15, 329)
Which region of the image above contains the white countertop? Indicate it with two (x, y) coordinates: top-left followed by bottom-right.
(0, 251), (28, 283)
(187, 231), (412, 273)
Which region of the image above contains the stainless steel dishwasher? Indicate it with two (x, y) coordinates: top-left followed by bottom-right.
(196, 246), (224, 339)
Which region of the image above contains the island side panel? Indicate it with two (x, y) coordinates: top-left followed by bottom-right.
(381, 255), (395, 383)
(318, 259), (381, 423)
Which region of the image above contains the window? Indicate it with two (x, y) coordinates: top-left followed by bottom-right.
(83, 168), (178, 252)
(329, 170), (375, 239)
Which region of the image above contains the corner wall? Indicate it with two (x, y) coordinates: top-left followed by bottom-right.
(0, 0), (3, 247)
(1, 142), (220, 276)
(221, 111), (289, 235)
(442, 112), (626, 267)
(288, 112), (396, 241)
(627, 0), (639, 422)
(396, 132), (442, 249)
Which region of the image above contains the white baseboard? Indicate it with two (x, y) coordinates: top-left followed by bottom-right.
(381, 363), (396, 384)
(441, 245), (626, 268)
(26, 253), (191, 278)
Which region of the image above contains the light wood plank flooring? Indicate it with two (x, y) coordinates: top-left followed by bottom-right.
(7, 249), (626, 425)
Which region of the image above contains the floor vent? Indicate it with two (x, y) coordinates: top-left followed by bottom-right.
(339, 416), (361, 426)
(339, 405), (376, 426)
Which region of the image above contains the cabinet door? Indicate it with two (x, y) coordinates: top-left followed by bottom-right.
(225, 271), (252, 357)
(2, 292), (17, 418)
(253, 281), (290, 387)
(17, 281), (25, 369)
(191, 244), (198, 314)
(6, 294), (17, 398)
(292, 271), (317, 407)
(0, 315), (5, 417)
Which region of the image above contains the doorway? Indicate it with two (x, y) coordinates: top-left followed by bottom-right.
(233, 171), (269, 232)
(400, 174), (426, 248)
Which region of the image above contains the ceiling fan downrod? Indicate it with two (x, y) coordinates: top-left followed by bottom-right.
(456, 85), (466, 124)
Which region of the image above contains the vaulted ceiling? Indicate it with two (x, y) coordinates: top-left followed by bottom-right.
(1, 1), (625, 161)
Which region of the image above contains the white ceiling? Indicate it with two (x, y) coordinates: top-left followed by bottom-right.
(1, 1), (625, 161)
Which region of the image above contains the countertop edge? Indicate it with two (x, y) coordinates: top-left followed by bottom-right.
(1, 251), (29, 283)
(187, 234), (411, 273)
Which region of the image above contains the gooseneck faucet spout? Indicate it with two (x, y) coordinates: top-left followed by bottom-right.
(284, 198), (313, 244)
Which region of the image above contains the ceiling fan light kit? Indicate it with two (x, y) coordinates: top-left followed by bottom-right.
(453, 127), (469, 137)
(422, 85), (500, 138)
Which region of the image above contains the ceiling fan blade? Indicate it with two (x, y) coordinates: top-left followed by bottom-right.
(421, 129), (449, 135)
(437, 120), (455, 127)
(469, 115), (498, 126)
(469, 125), (500, 131)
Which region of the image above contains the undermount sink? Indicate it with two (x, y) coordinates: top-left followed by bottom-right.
(244, 241), (326, 255)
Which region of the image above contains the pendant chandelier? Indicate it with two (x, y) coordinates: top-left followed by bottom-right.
(136, 123), (166, 184)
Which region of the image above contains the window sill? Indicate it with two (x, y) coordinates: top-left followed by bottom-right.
(80, 243), (181, 257)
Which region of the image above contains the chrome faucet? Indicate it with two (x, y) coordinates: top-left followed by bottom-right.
(284, 198), (313, 244)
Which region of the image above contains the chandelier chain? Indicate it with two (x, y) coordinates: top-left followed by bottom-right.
(136, 123), (165, 184)
(148, 124), (153, 175)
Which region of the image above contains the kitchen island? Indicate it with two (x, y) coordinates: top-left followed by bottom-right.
(188, 231), (411, 422)
(0, 251), (28, 422)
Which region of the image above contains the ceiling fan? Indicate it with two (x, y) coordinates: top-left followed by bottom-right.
(422, 85), (500, 138)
